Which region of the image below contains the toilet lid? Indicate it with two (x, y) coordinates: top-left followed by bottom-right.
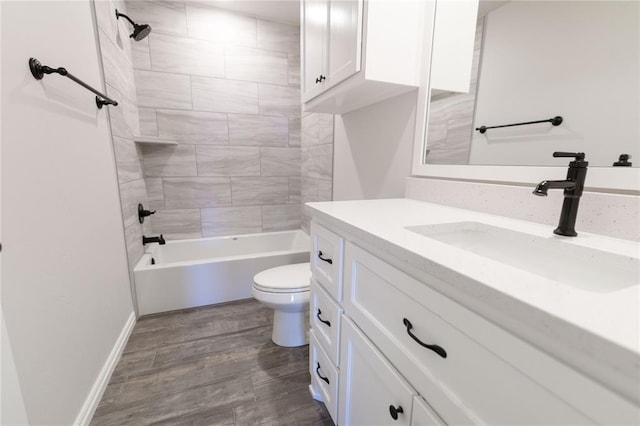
(253, 262), (310, 293)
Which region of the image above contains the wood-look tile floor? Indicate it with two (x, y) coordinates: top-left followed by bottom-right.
(91, 299), (332, 426)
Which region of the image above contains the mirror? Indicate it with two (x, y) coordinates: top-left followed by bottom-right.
(422, 0), (639, 169)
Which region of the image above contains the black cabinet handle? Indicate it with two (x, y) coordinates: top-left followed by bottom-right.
(316, 309), (331, 327)
(389, 405), (404, 420)
(315, 74), (326, 84)
(402, 318), (447, 358)
(315, 362), (330, 384)
(317, 251), (333, 264)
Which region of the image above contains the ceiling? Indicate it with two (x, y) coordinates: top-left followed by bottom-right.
(187, 0), (300, 25)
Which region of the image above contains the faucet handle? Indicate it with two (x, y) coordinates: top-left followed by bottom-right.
(553, 152), (585, 160)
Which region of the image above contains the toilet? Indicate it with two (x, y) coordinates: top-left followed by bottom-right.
(252, 262), (310, 347)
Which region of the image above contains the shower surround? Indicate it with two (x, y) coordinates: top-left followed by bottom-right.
(128, 1), (303, 239)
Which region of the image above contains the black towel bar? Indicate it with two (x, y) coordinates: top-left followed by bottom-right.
(476, 116), (563, 134)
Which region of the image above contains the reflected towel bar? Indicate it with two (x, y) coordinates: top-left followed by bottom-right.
(28, 57), (118, 109)
(475, 116), (563, 134)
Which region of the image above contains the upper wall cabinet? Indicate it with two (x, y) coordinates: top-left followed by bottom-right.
(302, 0), (435, 114)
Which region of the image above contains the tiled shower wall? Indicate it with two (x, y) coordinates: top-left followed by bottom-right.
(127, 1), (302, 239)
(94, 0), (149, 294)
(301, 112), (334, 233)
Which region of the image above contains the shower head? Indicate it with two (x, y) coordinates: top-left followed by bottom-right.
(115, 9), (152, 41)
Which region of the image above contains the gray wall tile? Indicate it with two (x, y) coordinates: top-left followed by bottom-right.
(138, 108), (158, 137)
(288, 54), (300, 86)
(288, 117), (301, 146)
(305, 144), (333, 180)
(196, 146), (260, 177)
(191, 76), (258, 114)
(228, 114), (288, 146)
(141, 145), (197, 177)
(150, 209), (202, 240)
(132, 37), (151, 70)
(260, 147), (301, 177)
(186, 5), (256, 47)
(149, 33), (225, 77)
(225, 46), (287, 85)
(257, 19), (300, 55)
(289, 176), (301, 204)
(164, 177), (231, 208)
(156, 109), (228, 145)
(144, 178), (164, 209)
(113, 136), (143, 184)
(135, 70), (192, 109)
(99, 29), (137, 102)
(231, 177), (289, 206)
(201, 206), (262, 237)
(262, 204), (301, 232)
(258, 84), (300, 117)
(126, 1), (188, 36)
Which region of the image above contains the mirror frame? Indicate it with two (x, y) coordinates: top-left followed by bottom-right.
(411, 5), (640, 193)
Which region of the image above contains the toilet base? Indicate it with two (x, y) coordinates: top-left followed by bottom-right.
(272, 309), (309, 347)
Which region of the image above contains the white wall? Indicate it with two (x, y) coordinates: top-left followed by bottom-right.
(470, 1), (639, 166)
(333, 91), (418, 201)
(1, 1), (134, 424)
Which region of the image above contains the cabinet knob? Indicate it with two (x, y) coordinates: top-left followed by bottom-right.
(389, 405), (404, 420)
(315, 74), (326, 84)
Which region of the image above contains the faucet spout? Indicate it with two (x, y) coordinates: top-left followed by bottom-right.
(532, 180), (576, 196)
(142, 234), (166, 245)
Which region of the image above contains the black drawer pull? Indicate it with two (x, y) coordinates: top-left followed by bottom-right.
(317, 251), (333, 264)
(403, 318), (447, 358)
(389, 405), (404, 420)
(316, 309), (331, 327)
(315, 362), (330, 384)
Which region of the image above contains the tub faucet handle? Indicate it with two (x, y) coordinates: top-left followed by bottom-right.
(138, 203), (156, 223)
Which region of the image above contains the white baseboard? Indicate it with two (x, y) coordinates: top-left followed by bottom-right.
(309, 384), (323, 402)
(74, 312), (136, 425)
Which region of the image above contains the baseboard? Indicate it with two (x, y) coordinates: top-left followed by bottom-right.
(309, 384), (323, 402)
(74, 311), (136, 425)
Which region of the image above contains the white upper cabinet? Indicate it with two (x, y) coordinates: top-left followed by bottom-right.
(429, 0), (479, 93)
(302, 0), (435, 114)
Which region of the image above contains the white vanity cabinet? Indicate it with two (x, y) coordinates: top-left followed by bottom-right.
(301, 0), (435, 114)
(308, 216), (639, 426)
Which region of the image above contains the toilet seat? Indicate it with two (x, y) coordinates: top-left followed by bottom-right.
(253, 262), (310, 293)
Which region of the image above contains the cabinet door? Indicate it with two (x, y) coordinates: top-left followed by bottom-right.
(411, 396), (445, 426)
(339, 317), (415, 426)
(327, 0), (363, 88)
(302, 0), (328, 101)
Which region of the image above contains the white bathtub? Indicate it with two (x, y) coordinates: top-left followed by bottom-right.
(133, 230), (310, 316)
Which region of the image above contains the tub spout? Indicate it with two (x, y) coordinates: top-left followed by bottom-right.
(143, 234), (165, 245)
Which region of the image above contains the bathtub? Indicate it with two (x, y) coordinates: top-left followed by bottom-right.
(133, 230), (310, 316)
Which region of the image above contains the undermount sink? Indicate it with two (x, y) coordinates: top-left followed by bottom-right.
(405, 222), (639, 293)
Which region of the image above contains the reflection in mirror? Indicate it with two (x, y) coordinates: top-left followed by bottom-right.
(424, 1), (639, 167)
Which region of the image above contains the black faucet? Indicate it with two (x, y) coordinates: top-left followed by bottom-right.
(533, 152), (588, 237)
(142, 234), (166, 245)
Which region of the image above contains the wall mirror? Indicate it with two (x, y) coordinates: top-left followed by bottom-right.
(412, 0), (639, 191)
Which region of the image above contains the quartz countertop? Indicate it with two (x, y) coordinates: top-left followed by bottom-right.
(306, 198), (640, 402)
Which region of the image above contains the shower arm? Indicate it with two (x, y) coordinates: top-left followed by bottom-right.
(115, 10), (136, 27)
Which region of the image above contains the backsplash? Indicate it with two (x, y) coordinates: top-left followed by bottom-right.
(406, 177), (640, 241)
(128, 0), (302, 238)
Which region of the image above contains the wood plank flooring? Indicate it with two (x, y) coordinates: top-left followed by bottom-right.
(91, 299), (332, 425)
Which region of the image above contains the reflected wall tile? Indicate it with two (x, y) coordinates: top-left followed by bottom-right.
(231, 177), (289, 206)
(260, 147), (301, 176)
(258, 84), (300, 117)
(288, 117), (301, 146)
(228, 114), (288, 146)
(257, 19), (300, 55)
(164, 177), (231, 208)
(126, 1), (188, 36)
(150, 209), (202, 239)
(135, 70), (192, 109)
(262, 204), (301, 232)
(318, 114), (334, 145)
(288, 176), (301, 204)
(156, 109), (228, 145)
(113, 136), (143, 184)
(144, 178), (164, 209)
(186, 5), (256, 47)
(306, 144), (333, 180)
(288, 54), (300, 86)
(192, 77), (258, 114)
(301, 113), (319, 144)
(149, 33), (225, 77)
(141, 145), (197, 177)
(225, 46), (287, 85)
(196, 146), (260, 177)
(138, 108), (158, 137)
(317, 179), (332, 201)
(201, 206), (262, 237)
(132, 37), (152, 70)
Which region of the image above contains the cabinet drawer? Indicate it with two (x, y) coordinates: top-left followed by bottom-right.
(411, 396), (445, 426)
(339, 317), (415, 426)
(310, 329), (339, 424)
(310, 222), (344, 301)
(343, 242), (594, 425)
(310, 279), (343, 366)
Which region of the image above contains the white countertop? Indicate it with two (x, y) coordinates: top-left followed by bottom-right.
(306, 198), (640, 402)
